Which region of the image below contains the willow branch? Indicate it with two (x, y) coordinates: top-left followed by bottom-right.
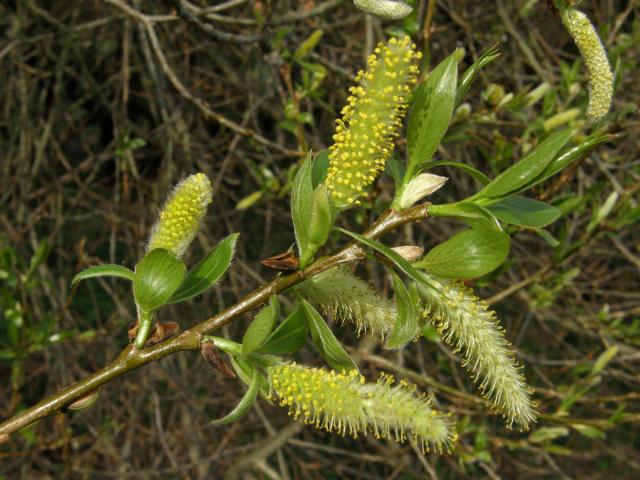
(0, 204), (429, 440)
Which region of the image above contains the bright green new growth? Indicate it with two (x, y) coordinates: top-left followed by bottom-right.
(561, 8), (613, 121)
(268, 363), (454, 452)
(148, 173), (213, 258)
(417, 274), (536, 429)
(325, 36), (420, 209)
(297, 266), (396, 338)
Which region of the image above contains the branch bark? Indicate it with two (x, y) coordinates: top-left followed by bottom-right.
(0, 204), (429, 440)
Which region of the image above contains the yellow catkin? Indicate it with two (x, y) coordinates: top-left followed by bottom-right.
(561, 8), (613, 121)
(325, 36), (421, 209)
(297, 266), (396, 338)
(147, 173), (213, 257)
(418, 273), (537, 430)
(268, 363), (454, 452)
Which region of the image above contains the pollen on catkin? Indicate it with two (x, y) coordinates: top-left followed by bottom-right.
(296, 266), (396, 338)
(417, 274), (536, 430)
(147, 173), (213, 258)
(561, 8), (613, 121)
(325, 36), (421, 209)
(268, 363), (454, 452)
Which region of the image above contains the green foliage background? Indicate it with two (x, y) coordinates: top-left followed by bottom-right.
(1, 0), (638, 478)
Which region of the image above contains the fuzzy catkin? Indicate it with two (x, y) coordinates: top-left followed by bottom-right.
(296, 266), (396, 338)
(325, 36), (420, 209)
(148, 173), (213, 258)
(352, 0), (413, 20)
(268, 363), (454, 452)
(561, 8), (613, 121)
(417, 274), (536, 429)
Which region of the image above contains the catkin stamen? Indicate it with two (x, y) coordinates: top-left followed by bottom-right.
(325, 36), (421, 209)
(296, 266), (396, 338)
(268, 364), (455, 452)
(147, 173), (213, 258)
(561, 8), (613, 121)
(418, 274), (536, 429)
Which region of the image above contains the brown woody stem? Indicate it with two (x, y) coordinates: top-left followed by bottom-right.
(0, 204), (429, 439)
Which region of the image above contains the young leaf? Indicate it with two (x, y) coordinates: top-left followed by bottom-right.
(258, 304), (308, 354)
(488, 196), (562, 228)
(301, 299), (357, 372)
(133, 249), (185, 312)
(414, 227), (511, 279)
(429, 202), (501, 230)
(169, 234), (238, 304)
(456, 45), (501, 105)
(422, 160), (491, 186)
(386, 271), (419, 349)
(72, 264), (135, 286)
(469, 129), (573, 204)
(307, 184), (331, 252)
(311, 150), (329, 188)
(533, 134), (608, 186)
(230, 355), (270, 399)
(210, 363), (259, 426)
(406, 52), (459, 179)
(385, 156), (406, 189)
(291, 152), (314, 258)
(242, 295), (280, 355)
(334, 227), (433, 287)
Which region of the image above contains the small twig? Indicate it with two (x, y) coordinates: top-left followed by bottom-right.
(105, 0), (301, 158)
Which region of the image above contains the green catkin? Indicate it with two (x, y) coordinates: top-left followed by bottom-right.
(147, 173), (213, 258)
(296, 266), (396, 338)
(417, 274), (536, 429)
(352, 0), (413, 20)
(268, 363), (455, 452)
(325, 36), (420, 209)
(561, 8), (613, 121)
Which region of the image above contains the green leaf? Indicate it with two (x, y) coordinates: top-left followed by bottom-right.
(528, 426), (569, 444)
(429, 202), (501, 230)
(26, 241), (51, 280)
(294, 29), (323, 60)
(423, 160), (491, 185)
(169, 234), (238, 303)
(258, 304), (308, 354)
(133, 249), (185, 312)
(587, 191), (619, 234)
(385, 156), (406, 189)
(406, 52), (459, 179)
(386, 271), (419, 349)
(242, 295), (280, 355)
(307, 184), (331, 251)
(72, 264), (135, 287)
(533, 134), (609, 186)
(301, 299), (357, 372)
(591, 346), (618, 376)
(535, 228), (560, 248)
(571, 423), (606, 439)
(335, 227), (431, 287)
(291, 152), (314, 259)
(456, 45), (501, 105)
(210, 362), (259, 426)
(415, 227), (511, 279)
(470, 129), (574, 204)
(311, 150), (329, 188)
(488, 196), (562, 228)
